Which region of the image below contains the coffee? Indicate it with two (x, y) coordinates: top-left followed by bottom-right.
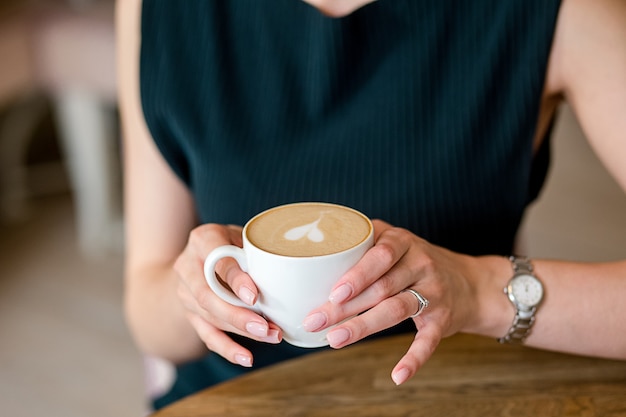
(205, 202), (374, 347)
(246, 203), (371, 257)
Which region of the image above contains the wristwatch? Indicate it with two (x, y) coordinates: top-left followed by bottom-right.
(498, 256), (544, 344)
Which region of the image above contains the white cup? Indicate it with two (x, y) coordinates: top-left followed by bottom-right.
(204, 203), (374, 348)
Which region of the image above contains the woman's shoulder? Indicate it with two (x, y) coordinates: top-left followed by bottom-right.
(547, 0), (626, 192)
(545, 0), (626, 97)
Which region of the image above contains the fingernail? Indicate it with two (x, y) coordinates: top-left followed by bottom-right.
(329, 284), (352, 304)
(246, 321), (269, 338)
(261, 329), (281, 344)
(302, 312), (327, 332)
(392, 367), (410, 385)
(238, 287), (256, 305)
(326, 328), (350, 347)
(235, 353), (252, 367)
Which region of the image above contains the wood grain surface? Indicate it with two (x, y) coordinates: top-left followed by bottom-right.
(151, 333), (626, 417)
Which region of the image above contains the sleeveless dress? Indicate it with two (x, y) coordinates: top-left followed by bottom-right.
(140, 0), (562, 408)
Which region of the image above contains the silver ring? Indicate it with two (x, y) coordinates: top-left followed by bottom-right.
(402, 289), (429, 318)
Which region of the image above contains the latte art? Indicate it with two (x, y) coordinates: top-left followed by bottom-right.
(283, 213), (328, 243)
(206, 202), (374, 348)
(246, 203), (371, 257)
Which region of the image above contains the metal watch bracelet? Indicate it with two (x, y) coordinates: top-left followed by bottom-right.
(497, 257), (539, 345)
(497, 310), (536, 344)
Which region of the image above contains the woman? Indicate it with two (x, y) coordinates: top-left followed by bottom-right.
(117, 0), (626, 409)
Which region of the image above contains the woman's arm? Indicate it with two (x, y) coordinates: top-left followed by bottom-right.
(470, 0), (626, 357)
(117, 0), (281, 365)
(305, 0), (626, 384)
(117, 0), (206, 362)
(555, 0), (626, 191)
(467, 257), (626, 359)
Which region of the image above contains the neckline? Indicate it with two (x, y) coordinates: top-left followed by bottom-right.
(298, 0), (399, 19)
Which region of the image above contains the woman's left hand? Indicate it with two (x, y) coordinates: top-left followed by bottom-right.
(302, 219), (483, 385)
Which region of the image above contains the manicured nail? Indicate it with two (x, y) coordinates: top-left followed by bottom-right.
(235, 354), (252, 367)
(329, 284), (352, 304)
(238, 287), (256, 305)
(302, 312), (327, 332)
(246, 321), (269, 338)
(261, 329), (281, 344)
(326, 328), (350, 347)
(392, 367), (410, 385)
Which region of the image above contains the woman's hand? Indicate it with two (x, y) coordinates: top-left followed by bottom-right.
(173, 224), (282, 367)
(302, 219), (481, 385)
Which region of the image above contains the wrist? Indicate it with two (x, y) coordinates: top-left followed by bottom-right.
(461, 255), (513, 337)
(126, 267), (208, 363)
(497, 256), (545, 344)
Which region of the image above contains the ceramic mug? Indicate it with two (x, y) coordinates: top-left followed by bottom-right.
(204, 202), (374, 348)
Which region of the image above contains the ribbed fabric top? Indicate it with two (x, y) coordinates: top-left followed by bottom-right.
(140, 1), (561, 407)
(141, 0), (560, 257)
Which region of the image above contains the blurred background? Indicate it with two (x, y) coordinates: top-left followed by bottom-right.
(1, 0), (144, 416)
(0, 1), (625, 417)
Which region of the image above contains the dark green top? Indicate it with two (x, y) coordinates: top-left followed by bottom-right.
(140, 0), (561, 408)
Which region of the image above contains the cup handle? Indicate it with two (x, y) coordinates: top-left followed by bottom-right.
(204, 245), (261, 313)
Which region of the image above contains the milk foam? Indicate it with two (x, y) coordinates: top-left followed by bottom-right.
(246, 203), (371, 257)
(283, 213), (329, 243)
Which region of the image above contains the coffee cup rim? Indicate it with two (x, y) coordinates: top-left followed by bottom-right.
(242, 202), (373, 259)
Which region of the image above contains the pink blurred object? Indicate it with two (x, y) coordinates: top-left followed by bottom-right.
(33, 0), (116, 101)
(0, 0), (121, 256)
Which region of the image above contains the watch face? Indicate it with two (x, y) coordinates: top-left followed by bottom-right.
(510, 274), (543, 307)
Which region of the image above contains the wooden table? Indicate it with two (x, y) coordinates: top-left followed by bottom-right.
(151, 333), (626, 417)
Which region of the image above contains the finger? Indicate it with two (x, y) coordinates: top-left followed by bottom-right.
(183, 284), (282, 343)
(209, 227), (259, 305)
(218, 257), (258, 306)
(324, 290), (426, 347)
(390, 322), (442, 385)
(225, 224), (244, 247)
(199, 225), (259, 303)
(187, 312), (254, 367)
(371, 218), (393, 240)
(303, 266), (419, 333)
(179, 224), (259, 305)
(176, 267), (281, 343)
(328, 226), (412, 304)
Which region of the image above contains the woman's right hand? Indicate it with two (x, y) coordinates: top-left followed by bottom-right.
(173, 224), (282, 367)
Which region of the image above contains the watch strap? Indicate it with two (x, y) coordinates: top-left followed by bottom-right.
(497, 308), (537, 344)
(511, 256), (533, 276)
(498, 256), (539, 344)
